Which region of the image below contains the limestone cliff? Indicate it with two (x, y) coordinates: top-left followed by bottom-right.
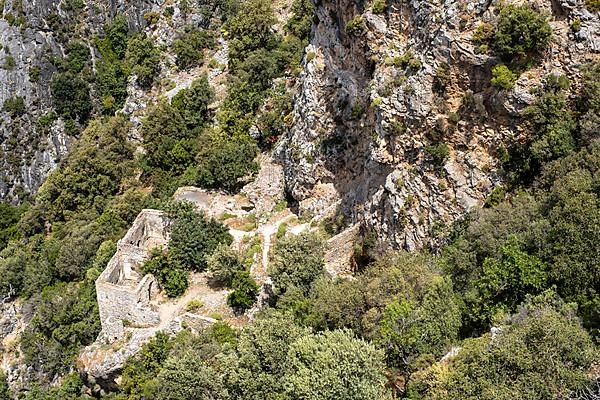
(279, 0), (599, 250)
(0, 0), (157, 202)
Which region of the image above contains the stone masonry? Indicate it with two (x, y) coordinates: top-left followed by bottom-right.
(95, 209), (171, 343)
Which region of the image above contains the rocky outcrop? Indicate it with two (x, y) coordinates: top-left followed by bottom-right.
(280, 0), (600, 250)
(0, 0), (161, 202)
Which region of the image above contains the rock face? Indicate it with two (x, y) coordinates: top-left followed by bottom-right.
(279, 0), (599, 250)
(0, 0), (159, 202)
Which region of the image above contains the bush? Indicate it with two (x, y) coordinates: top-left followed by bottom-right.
(169, 208), (232, 272)
(173, 26), (216, 70)
(20, 281), (100, 376)
(491, 64), (518, 90)
(171, 75), (215, 129)
(268, 232), (325, 298)
(2, 96), (25, 117)
(37, 116), (135, 222)
(492, 4), (552, 61)
(155, 353), (228, 400)
(142, 248), (189, 297)
(227, 271), (259, 311)
(206, 244), (246, 287)
(285, 0), (314, 41)
(125, 33), (161, 88)
(424, 142), (449, 167)
(50, 72), (92, 123)
(284, 329), (390, 400)
(194, 131), (259, 192)
(372, 0), (386, 14)
(345, 15), (365, 35)
(407, 293), (598, 400)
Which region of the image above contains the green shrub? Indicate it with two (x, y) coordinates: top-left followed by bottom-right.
(345, 15), (365, 35)
(268, 232), (325, 298)
(227, 271), (259, 311)
(20, 281), (100, 376)
(285, 0), (314, 40)
(585, 0), (600, 12)
(64, 41), (90, 73)
(424, 142), (449, 167)
(142, 248), (189, 297)
(172, 26), (216, 70)
(50, 72), (92, 123)
(171, 74), (215, 129)
(492, 4), (552, 61)
(407, 293), (598, 400)
(28, 66), (41, 82)
(169, 208), (232, 272)
(491, 64), (518, 90)
(372, 0), (386, 14)
(194, 131), (259, 192)
(125, 33), (161, 88)
(206, 244), (246, 287)
(2, 96), (25, 117)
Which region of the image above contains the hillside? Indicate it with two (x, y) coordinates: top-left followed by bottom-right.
(0, 0), (599, 399)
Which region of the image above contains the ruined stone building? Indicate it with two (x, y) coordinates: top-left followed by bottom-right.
(96, 209), (171, 343)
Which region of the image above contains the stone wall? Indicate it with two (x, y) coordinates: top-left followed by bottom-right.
(96, 209), (170, 342)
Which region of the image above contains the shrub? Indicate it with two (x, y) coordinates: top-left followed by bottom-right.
(105, 14), (130, 59)
(206, 244), (246, 287)
(20, 282), (100, 376)
(2, 96), (25, 117)
(171, 74), (215, 129)
(424, 142), (449, 167)
(372, 0), (386, 14)
(284, 329), (390, 400)
(50, 72), (92, 123)
(491, 64), (518, 90)
(194, 131), (259, 192)
(492, 4), (552, 61)
(125, 33), (161, 88)
(142, 248), (189, 297)
(345, 15), (365, 35)
(172, 26), (216, 70)
(227, 271), (259, 311)
(585, 0), (600, 12)
(285, 0), (314, 40)
(268, 232), (325, 298)
(169, 208), (232, 272)
(407, 293), (598, 399)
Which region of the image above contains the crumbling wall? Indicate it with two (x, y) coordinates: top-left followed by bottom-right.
(96, 210), (170, 342)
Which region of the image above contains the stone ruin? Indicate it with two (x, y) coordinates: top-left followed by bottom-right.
(95, 209), (171, 343)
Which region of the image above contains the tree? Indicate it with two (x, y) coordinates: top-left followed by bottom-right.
(0, 372), (9, 400)
(222, 312), (310, 399)
(407, 293), (599, 400)
(20, 281), (101, 377)
(226, 0), (278, 68)
(284, 329), (391, 400)
(492, 4), (552, 61)
(155, 352), (228, 400)
(194, 131), (259, 191)
(169, 208), (232, 272)
(207, 244), (246, 286)
(377, 276), (462, 371)
(50, 72), (92, 123)
(227, 271), (259, 311)
(469, 236), (547, 325)
(268, 232), (325, 298)
(142, 249), (188, 297)
(171, 75), (215, 129)
(125, 34), (161, 88)
(140, 101), (191, 173)
(36, 116), (135, 222)
(172, 26), (216, 70)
